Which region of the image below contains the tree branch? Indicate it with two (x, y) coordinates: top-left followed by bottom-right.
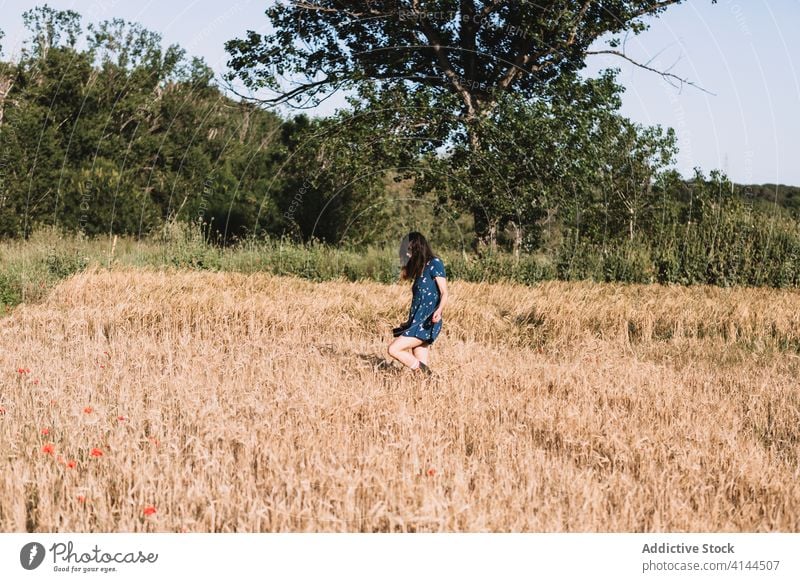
(499, 2), (593, 93)
(587, 49), (716, 95)
(290, 1), (384, 19)
(410, 5), (476, 117)
(480, 0), (507, 19)
(222, 74), (342, 107)
(568, 0), (595, 46)
(629, 0), (686, 21)
(460, 0), (477, 83)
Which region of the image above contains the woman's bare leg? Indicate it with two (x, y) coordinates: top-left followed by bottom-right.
(412, 342), (430, 366)
(388, 336), (424, 369)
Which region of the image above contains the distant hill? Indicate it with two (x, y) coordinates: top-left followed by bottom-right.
(733, 183), (800, 216)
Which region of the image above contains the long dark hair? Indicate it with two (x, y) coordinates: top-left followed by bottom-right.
(401, 231), (436, 281)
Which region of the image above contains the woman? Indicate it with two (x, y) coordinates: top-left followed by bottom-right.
(388, 232), (448, 374)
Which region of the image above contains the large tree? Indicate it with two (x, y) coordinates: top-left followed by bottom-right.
(226, 1), (716, 246)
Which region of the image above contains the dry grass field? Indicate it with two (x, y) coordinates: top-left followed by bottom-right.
(1, 267), (799, 532)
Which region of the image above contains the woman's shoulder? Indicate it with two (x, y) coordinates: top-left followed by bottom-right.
(426, 256), (444, 267)
(427, 256), (446, 275)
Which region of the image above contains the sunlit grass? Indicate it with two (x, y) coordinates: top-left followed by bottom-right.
(0, 267), (798, 532)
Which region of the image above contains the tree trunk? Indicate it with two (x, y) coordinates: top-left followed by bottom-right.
(511, 221), (523, 261)
(0, 74), (13, 127)
(629, 208), (634, 241)
(471, 206), (498, 255)
(465, 113), (498, 255)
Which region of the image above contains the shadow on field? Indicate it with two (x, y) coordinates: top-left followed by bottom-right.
(355, 353), (398, 372)
(315, 343), (400, 373)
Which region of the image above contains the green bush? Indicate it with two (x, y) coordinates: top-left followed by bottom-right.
(8, 216), (800, 309)
(0, 271), (23, 307)
(45, 250), (89, 279)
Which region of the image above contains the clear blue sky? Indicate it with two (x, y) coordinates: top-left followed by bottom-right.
(1, 0), (798, 186)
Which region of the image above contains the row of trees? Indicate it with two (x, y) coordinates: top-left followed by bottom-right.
(0, 5), (292, 241)
(4, 3), (800, 288)
(0, 2), (718, 248)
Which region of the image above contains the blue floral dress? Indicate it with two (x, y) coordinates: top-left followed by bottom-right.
(402, 257), (446, 344)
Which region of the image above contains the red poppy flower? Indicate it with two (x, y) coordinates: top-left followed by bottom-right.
(77, 495), (86, 503)
(83, 406), (93, 414)
(41, 428), (49, 436)
(0, 406), (5, 415)
(427, 468), (436, 477)
(17, 368), (28, 374)
(33, 378), (40, 385)
(90, 447), (103, 457)
(117, 415), (127, 422)
(42, 443), (55, 455)
(143, 506), (157, 516)
(66, 460), (77, 469)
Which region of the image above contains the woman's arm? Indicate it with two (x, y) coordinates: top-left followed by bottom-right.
(431, 276), (448, 322)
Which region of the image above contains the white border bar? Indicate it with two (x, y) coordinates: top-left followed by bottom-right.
(2, 533), (798, 581)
